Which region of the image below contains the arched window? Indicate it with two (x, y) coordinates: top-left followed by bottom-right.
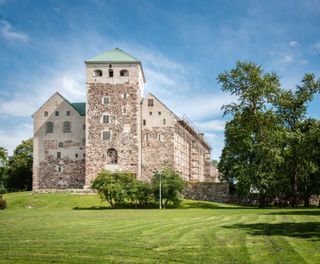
(45, 122), (53, 133)
(94, 69), (102, 77)
(107, 148), (118, 164)
(63, 121), (71, 133)
(120, 69), (129, 77)
(108, 69), (113, 77)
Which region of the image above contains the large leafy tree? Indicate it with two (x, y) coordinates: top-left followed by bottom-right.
(0, 147), (8, 193)
(218, 62), (284, 207)
(274, 74), (320, 207)
(6, 139), (33, 191)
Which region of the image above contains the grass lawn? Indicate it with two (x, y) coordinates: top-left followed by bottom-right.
(1, 192), (320, 263)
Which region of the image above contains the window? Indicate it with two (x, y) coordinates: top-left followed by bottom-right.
(75, 154), (78, 158)
(55, 111), (59, 116)
(103, 96), (110, 105)
(83, 124), (86, 130)
(66, 111), (70, 116)
(44, 111), (48, 117)
(120, 69), (129, 77)
(158, 111), (161, 116)
(109, 64), (112, 68)
(149, 112), (152, 115)
(103, 115), (109, 124)
(63, 121), (71, 133)
(58, 142), (63, 148)
(83, 153), (85, 158)
(58, 166), (62, 172)
(145, 134), (149, 141)
(102, 131), (111, 141)
(107, 148), (118, 164)
(148, 99), (154, 106)
(163, 119), (166, 125)
(57, 152), (61, 159)
(45, 122), (53, 133)
(123, 107), (127, 114)
(123, 92), (127, 99)
(143, 119), (146, 126)
(94, 69), (102, 77)
(108, 69), (113, 77)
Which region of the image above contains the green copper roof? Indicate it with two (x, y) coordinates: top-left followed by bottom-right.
(85, 48), (140, 63)
(71, 102), (86, 116)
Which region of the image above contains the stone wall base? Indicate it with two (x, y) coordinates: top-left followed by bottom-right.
(33, 189), (96, 194)
(184, 182), (230, 203)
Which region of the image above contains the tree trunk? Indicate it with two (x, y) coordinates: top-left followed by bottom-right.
(303, 183), (310, 208)
(258, 194), (266, 208)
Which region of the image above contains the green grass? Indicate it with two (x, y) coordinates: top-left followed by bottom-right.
(1, 192), (320, 263)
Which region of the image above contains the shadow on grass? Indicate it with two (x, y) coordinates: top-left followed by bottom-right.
(266, 210), (320, 216)
(223, 222), (320, 241)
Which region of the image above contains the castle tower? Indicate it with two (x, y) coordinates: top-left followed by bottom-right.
(84, 48), (145, 187)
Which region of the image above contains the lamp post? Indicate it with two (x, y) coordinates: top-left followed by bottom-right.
(159, 173), (162, 209)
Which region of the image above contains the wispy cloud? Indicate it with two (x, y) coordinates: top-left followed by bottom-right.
(0, 19), (29, 43)
(289, 40), (299, 48)
(195, 119), (226, 132)
(0, 123), (33, 154)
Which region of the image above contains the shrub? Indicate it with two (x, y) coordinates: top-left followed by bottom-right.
(0, 195), (6, 210)
(91, 170), (136, 208)
(152, 165), (186, 208)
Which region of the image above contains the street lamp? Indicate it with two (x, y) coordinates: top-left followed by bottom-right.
(159, 173), (162, 209)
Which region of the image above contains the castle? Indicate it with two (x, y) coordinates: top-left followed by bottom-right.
(32, 48), (215, 190)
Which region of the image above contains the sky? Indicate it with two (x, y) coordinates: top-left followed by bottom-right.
(0, 0), (320, 160)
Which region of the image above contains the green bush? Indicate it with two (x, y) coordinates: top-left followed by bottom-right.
(152, 165), (186, 208)
(0, 195), (7, 210)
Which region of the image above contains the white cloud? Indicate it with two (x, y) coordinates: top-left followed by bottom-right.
(195, 119), (226, 131)
(0, 20), (29, 43)
(289, 40), (298, 48)
(0, 123), (33, 155)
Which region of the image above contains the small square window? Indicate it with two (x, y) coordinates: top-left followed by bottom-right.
(148, 99), (154, 106)
(149, 112), (152, 115)
(158, 111), (161, 116)
(66, 111), (70, 116)
(55, 111), (59, 116)
(58, 142), (63, 148)
(44, 111), (48, 117)
(75, 154), (78, 158)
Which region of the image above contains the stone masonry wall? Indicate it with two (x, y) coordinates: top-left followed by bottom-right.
(85, 82), (141, 186)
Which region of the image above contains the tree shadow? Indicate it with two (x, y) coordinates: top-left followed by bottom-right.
(181, 200), (254, 210)
(223, 222), (320, 241)
(266, 210), (320, 216)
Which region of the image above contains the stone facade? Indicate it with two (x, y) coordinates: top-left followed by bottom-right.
(32, 48), (215, 190)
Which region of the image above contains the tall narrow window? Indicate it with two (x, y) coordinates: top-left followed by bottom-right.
(103, 115), (109, 124)
(57, 152), (61, 159)
(63, 121), (71, 133)
(148, 99), (154, 106)
(103, 96), (110, 105)
(163, 119), (166, 125)
(123, 92), (127, 99)
(102, 131), (111, 141)
(45, 122), (53, 133)
(44, 111), (48, 117)
(158, 111), (161, 116)
(66, 111), (70, 116)
(108, 69), (113, 77)
(143, 119), (146, 126)
(120, 69), (129, 77)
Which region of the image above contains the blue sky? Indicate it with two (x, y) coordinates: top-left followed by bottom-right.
(0, 0), (320, 160)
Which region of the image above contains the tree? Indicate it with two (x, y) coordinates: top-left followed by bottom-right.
(6, 139), (33, 192)
(0, 147), (8, 194)
(274, 74), (320, 207)
(218, 62), (284, 207)
(152, 165), (186, 208)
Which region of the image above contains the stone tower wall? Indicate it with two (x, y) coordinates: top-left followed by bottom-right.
(85, 63), (143, 186)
